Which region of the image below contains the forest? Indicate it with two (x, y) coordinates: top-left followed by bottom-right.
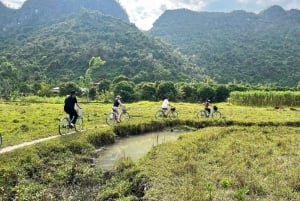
(151, 5), (300, 86)
(1, 2), (300, 101)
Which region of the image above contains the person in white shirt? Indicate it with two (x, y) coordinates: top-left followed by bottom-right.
(161, 97), (169, 116)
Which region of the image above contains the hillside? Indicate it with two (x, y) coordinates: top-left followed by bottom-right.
(0, 0), (129, 35)
(150, 5), (300, 87)
(0, 10), (202, 85)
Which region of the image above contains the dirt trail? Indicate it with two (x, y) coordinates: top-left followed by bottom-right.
(0, 124), (107, 155)
(0, 131), (77, 154)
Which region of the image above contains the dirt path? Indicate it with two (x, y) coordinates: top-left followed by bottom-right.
(0, 124), (109, 154)
(0, 131), (77, 154)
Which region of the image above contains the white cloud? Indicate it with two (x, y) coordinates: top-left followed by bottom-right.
(1, 0), (300, 30)
(0, 0), (25, 8)
(118, 0), (300, 30)
(118, 0), (207, 30)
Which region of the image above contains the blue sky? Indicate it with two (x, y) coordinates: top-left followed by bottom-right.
(1, 0), (300, 30)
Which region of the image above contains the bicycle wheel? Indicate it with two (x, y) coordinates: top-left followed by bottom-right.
(75, 117), (84, 131)
(197, 110), (208, 119)
(120, 112), (130, 122)
(169, 111), (178, 120)
(106, 112), (116, 125)
(59, 117), (70, 135)
(155, 110), (164, 120)
(212, 111), (221, 120)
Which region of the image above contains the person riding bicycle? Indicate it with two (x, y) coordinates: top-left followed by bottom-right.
(204, 99), (211, 116)
(112, 95), (122, 122)
(64, 90), (81, 128)
(161, 97), (170, 116)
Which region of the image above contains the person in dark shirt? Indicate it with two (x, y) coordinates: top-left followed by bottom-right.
(204, 99), (211, 116)
(64, 90), (81, 127)
(112, 95), (122, 122)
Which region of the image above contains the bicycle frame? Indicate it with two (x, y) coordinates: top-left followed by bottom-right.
(59, 109), (84, 135)
(155, 107), (178, 120)
(198, 107), (221, 120)
(106, 106), (130, 125)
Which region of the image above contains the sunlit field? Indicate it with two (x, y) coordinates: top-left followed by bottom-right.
(0, 98), (299, 200)
(138, 126), (300, 201)
(0, 100), (299, 147)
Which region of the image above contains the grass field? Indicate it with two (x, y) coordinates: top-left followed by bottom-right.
(0, 100), (299, 200)
(137, 126), (300, 200)
(0, 100), (299, 147)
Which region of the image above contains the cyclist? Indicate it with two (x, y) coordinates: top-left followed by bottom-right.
(161, 97), (170, 116)
(204, 99), (211, 116)
(64, 90), (81, 127)
(112, 95), (122, 122)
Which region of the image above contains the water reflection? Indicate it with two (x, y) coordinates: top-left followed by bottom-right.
(95, 130), (186, 170)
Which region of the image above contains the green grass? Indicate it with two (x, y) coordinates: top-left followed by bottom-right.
(0, 100), (300, 200)
(138, 126), (300, 200)
(0, 101), (299, 147)
(230, 90), (300, 107)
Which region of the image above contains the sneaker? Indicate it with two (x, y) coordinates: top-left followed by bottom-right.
(70, 123), (75, 128)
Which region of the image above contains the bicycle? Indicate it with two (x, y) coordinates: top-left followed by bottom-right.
(197, 105), (221, 120)
(58, 109), (84, 135)
(155, 106), (178, 120)
(106, 106), (130, 125)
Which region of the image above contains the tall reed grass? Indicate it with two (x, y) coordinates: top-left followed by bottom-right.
(230, 91), (300, 107)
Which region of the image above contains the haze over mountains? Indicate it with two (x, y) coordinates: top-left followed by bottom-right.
(0, 0), (299, 87)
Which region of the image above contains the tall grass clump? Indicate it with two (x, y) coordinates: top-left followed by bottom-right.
(230, 90), (300, 107)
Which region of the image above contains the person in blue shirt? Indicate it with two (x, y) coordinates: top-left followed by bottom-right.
(64, 90), (81, 127)
(112, 95), (122, 122)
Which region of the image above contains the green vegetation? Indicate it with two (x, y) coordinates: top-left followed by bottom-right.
(0, 10), (200, 96)
(230, 90), (300, 107)
(150, 6), (300, 87)
(0, 100), (299, 200)
(138, 126), (300, 200)
(1, 99), (299, 147)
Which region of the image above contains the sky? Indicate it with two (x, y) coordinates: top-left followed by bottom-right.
(1, 0), (300, 30)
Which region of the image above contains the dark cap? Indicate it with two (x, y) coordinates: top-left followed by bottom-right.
(70, 90), (76, 95)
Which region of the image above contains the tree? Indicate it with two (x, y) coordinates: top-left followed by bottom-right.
(137, 82), (156, 101)
(197, 85), (216, 102)
(59, 82), (81, 96)
(175, 82), (197, 102)
(156, 81), (177, 101)
(80, 56), (106, 99)
(112, 75), (130, 85)
(37, 82), (52, 97)
(98, 79), (111, 93)
(113, 81), (136, 102)
(215, 85), (230, 102)
(89, 87), (97, 100)
(0, 58), (18, 98)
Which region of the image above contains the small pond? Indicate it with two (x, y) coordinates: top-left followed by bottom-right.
(94, 129), (189, 170)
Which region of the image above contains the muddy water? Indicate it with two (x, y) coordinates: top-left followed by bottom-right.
(95, 130), (187, 170)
